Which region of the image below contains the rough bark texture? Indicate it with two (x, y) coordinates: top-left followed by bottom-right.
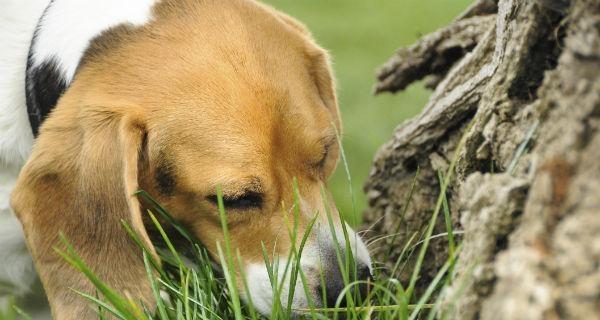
(363, 0), (599, 319)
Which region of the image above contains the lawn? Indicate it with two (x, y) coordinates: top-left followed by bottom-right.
(262, 0), (472, 223)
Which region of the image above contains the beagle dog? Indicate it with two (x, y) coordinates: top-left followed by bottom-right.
(0, 0), (372, 318)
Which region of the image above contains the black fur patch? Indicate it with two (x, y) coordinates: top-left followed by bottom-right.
(25, 23), (135, 136)
(25, 57), (67, 136)
(25, 0), (67, 136)
(155, 157), (176, 196)
(24, 1), (143, 136)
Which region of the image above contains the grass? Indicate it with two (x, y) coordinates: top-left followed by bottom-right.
(48, 192), (460, 320)
(4, 120), (471, 319)
(0, 298), (29, 320)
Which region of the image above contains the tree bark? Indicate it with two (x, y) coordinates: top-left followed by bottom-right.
(363, 0), (599, 318)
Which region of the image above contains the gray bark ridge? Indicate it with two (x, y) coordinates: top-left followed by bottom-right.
(364, 0), (600, 318)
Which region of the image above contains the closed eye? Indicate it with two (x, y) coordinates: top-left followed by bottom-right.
(207, 191), (263, 210)
(316, 136), (336, 169)
(317, 145), (330, 169)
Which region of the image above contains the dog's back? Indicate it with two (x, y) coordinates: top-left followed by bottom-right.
(0, 0), (51, 317)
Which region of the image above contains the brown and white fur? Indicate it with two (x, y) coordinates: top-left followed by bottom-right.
(0, 0), (372, 318)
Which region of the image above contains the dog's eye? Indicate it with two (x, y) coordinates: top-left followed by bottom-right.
(207, 192), (263, 210)
(315, 136), (336, 170)
(317, 146), (330, 169)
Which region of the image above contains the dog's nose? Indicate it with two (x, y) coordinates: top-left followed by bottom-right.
(356, 264), (373, 299)
(319, 263), (373, 308)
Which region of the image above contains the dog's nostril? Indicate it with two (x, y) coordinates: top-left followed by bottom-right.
(355, 264), (373, 300)
(356, 264), (372, 282)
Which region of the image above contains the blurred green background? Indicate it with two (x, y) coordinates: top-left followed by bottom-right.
(263, 0), (472, 224)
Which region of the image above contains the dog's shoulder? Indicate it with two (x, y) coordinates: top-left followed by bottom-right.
(0, 0), (157, 163)
(26, 0), (160, 136)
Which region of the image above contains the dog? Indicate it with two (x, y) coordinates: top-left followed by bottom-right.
(0, 0), (372, 319)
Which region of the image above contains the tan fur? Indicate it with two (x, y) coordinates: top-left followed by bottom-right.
(11, 0), (343, 318)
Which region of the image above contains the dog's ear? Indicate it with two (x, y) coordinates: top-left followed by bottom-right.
(307, 48), (341, 130)
(11, 106), (156, 319)
(275, 11), (311, 36)
(270, 8), (341, 129)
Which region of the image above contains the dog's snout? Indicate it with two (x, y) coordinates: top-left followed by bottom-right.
(318, 263), (373, 308)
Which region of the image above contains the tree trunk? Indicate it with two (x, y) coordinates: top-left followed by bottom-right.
(363, 0), (599, 318)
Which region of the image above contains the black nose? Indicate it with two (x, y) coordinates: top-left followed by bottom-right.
(356, 264), (374, 299)
(319, 264), (373, 308)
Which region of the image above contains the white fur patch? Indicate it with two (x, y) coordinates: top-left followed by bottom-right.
(0, 0), (48, 166)
(0, 0), (158, 165)
(0, 4), (50, 318)
(0, 0), (48, 297)
(244, 223), (372, 315)
(0, 163), (36, 296)
(30, 0), (158, 84)
(245, 257), (313, 315)
(333, 223), (373, 274)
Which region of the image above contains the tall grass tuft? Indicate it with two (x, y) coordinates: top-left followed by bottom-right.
(57, 193), (460, 317)
(7, 130), (473, 319)
(54, 188), (461, 320)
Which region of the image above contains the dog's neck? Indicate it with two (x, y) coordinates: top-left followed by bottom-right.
(26, 0), (159, 136)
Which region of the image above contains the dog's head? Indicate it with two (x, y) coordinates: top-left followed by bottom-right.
(11, 0), (371, 318)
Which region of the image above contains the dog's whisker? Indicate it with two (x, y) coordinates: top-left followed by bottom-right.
(366, 215), (386, 230)
(365, 232), (405, 248)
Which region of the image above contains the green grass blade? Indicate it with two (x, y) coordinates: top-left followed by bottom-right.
(437, 170), (456, 263)
(214, 186), (243, 320)
(12, 305), (32, 320)
(143, 251), (169, 319)
(55, 234), (146, 320)
(408, 245), (461, 320)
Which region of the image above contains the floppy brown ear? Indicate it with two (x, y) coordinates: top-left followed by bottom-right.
(307, 48), (341, 131)
(11, 106), (156, 319)
(266, 4), (341, 128)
